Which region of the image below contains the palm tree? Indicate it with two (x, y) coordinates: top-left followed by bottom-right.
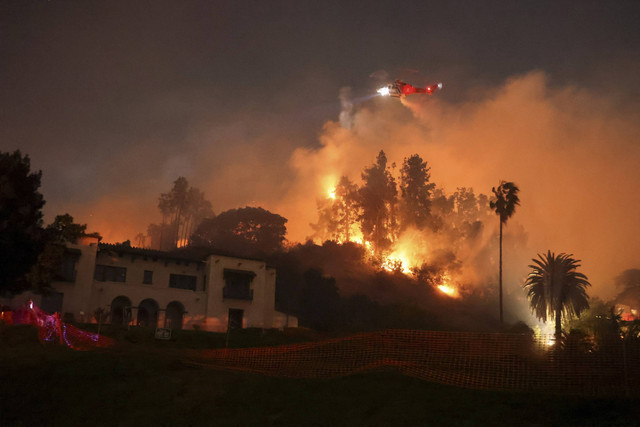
(490, 181), (520, 325)
(523, 251), (591, 341)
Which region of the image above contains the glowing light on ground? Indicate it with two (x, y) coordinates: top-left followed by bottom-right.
(437, 273), (460, 298)
(532, 321), (557, 347)
(377, 86), (390, 96)
(328, 188), (336, 199)
(437, 284), (459, 297)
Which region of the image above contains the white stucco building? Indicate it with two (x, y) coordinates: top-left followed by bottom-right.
(9, 236), (297, 331)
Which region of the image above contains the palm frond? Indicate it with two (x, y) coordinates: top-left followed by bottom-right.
(523, 251), (591, 331)
(490, 180), (520, 223)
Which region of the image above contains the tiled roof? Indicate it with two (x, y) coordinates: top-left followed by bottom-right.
(98, 243), (268, 264)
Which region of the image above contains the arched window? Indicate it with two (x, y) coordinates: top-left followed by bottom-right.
(166, 301), (185, 330)
(110, 296), (132, 326)
(137, 298), (159, 328)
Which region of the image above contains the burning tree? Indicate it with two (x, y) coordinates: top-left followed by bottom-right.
(310, 175), (360, 243)
(399, 154), (436, 231)
(359, 150), (398, 252)
(309, 150), (498, 299)
(331, 176), (360, 242)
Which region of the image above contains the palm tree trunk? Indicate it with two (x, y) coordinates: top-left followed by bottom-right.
(555, 307), (562, 342)
(499, 219), (503, 326)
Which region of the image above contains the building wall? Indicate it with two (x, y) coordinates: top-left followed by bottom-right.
(91, 246), (208, 328)
(20, 239), (298, 331)
(9, 236), (100, 322)
(204, 255), (276, 331)
(52, 235), (99, 321)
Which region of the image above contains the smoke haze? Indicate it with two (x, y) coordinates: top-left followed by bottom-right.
(280, 71), (640, 301)
(34, 71), (640, 304)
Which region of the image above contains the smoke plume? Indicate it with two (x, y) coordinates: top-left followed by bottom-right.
(277, 71), (640, 303)
(59, 71), (640, 304)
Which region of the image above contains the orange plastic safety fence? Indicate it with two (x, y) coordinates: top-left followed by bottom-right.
(185, 330), (640, 397)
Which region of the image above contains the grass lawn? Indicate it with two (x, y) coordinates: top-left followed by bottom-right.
(1, 325), (639, 426)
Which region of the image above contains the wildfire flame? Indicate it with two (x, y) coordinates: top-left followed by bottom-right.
(436, 273), (460, 298)
(437, 284), (458, 297)
(381, 250), (413, 274)
(317, 184), (467, 299)
(328, 187), (336, 200)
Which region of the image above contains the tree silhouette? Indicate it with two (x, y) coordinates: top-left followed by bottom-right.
(0, 150), (45, 294)
(331, 176), (360, 242)
(613, 269), (640, 311)
(453, 188), (479, 225)
(309, 197), (337, 243)
(167, 177), (189, 246)
(152, 177), (213, 250)
(46, 213), (87, 244)
(134, 232), (146, 248)
(359, 150), (398, 252)
(192, 206), (287, 257)
(399, 154), (435, 230)
(310, 175), (362, 243)
(24, 214), (88, 293)
(490, 180), (520, 325)
(523, 251), (591, 341)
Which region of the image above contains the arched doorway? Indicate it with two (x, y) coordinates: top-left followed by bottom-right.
(111, 296), (132, 326)
(137, 298), (159, 328)
(165, 301), (185, 330)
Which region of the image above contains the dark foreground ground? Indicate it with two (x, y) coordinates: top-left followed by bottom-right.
(1, 325), (639, 426)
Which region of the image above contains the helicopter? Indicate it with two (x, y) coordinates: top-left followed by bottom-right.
(377, 80), (443, 98)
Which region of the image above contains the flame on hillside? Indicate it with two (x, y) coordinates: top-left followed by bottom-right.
(356, 238), (414, 275)
(322, 223), (466, 298)
(436, 273), (460, 298)
(381, 253), (412, 274)
(316, 174), (476, 297)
